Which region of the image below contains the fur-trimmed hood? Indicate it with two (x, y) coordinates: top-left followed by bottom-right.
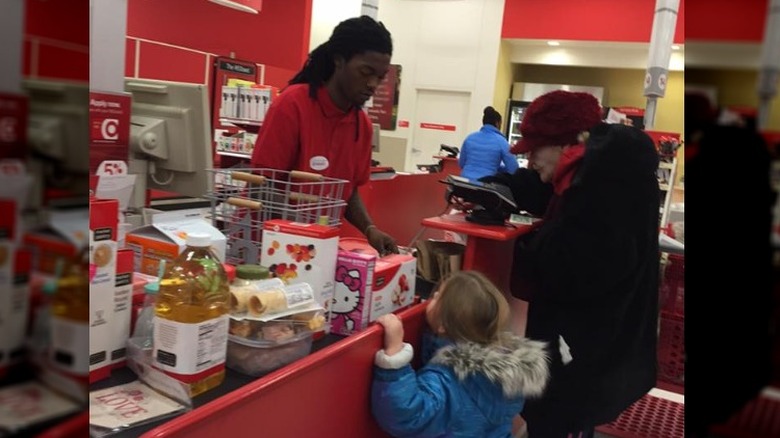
(430, 334), (549, 399)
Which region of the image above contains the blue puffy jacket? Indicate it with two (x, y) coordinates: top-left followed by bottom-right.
(459, 125), (519, 182)
(371, 331), (549, 438)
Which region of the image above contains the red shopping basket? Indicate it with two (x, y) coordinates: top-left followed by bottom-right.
(595, 392), (685, 438)
(660, 253), (684, 315)
(710, 389), (780, 438)
(658, 310), (684, 388)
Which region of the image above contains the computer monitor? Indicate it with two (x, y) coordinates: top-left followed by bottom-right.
(23, 78), (90, 173)
(22, 78), (90, 210)
(124, 78), (213, 209)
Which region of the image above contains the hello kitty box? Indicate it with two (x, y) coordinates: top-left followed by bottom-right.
(331, 251), (416, 336)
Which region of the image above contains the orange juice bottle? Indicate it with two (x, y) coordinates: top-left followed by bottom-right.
(153, 233), (230, 397)
(49, 261), (90, 375)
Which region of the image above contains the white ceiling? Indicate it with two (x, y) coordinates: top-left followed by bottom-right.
(505, 39), (761, 71)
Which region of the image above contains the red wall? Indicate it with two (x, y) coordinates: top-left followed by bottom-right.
(126, 0), (312, 85)
(686, 0), (768, 42)
(23, 0), (89, 82)
(502, 0), (685, 44)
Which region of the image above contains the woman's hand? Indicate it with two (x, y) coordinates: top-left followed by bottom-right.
(449, 196), (476, 212)
(376, 314), (404, 356)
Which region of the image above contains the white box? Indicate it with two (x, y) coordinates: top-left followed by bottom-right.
(257, 88), (271, 121)
(260, 220), (339, 320)
(224, 86), (238, 118)
(125, 210), (227, 276)
(0, 248), (32, 372)
(0, 198), (31, 374)
(331, 252), (416, 336)
(110, 249), (134, 368)
(238, 86), (253, 120)
(87, 198), (120, 381)
(369, 254), (417, 321)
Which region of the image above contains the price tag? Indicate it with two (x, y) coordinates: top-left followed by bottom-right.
(97, 160), (128, 177)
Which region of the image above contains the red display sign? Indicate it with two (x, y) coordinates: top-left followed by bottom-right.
(0, 93), (28, 161)
(612, 106), (644, 116)
(398, 120), (409, 128)
(89, 91), (132, 175)
(211, 56), (262, 167)
(420, 122), (456, 132)
(366, 64), (401, 131)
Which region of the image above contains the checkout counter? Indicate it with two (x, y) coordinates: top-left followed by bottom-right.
(340, 157), (461, 245)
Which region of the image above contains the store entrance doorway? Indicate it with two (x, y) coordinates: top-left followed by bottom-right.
(408, 89), (470, 172)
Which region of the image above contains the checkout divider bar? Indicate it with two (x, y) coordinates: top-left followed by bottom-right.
(139, 302), (428, 438)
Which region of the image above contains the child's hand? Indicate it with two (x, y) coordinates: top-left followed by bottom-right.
(376, 314), (404, 356)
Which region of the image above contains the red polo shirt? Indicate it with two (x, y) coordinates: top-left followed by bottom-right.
(250, 84), (373, 201)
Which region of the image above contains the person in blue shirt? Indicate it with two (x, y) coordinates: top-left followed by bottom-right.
(371, 271), (549, 438)
(458, 106), (519, 182)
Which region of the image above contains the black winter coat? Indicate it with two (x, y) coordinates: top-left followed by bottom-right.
(507, 123), (661, 430)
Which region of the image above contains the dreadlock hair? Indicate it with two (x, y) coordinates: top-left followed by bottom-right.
(289, 15), (393, 99)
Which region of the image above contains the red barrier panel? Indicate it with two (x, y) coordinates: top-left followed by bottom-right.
(140, 302), (428, 438)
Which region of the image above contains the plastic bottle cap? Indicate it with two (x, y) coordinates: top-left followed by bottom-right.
(236, 264), (270, 280)
(144, 282), (159, 295)
(42, 280), (58, 295)
(185, 232), (211, 247)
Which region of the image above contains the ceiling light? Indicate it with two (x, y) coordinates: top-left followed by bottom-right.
(671, 45), (680, 50)
(547, 41), (560, 46)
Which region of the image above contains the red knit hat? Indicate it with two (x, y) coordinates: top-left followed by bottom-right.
(513, 90), (603, 154)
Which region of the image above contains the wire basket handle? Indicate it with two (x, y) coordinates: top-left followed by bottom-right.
(231, 171), (267, 185)
(290, 170), (324, 181)
(227, 197), (263, 210)
(289, 192), (320, 203)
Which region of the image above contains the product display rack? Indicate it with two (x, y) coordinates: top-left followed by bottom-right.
(645, 131), (683, 228)
(219, 118), (263, 129)
(659, 159), (678, 228)
(216, 150), (253, 159)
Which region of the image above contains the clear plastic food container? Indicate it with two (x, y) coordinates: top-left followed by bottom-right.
(225, 313), (320, 376)
(226, 332), (313, 377)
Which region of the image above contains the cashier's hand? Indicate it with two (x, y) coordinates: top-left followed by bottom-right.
(366, 226), (399, 256)
(376, 314), (404, 356)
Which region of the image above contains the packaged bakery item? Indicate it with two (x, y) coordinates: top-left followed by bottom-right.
(229, 277), (284, 314)
(152, 233), (230, 398)
(245, 283), (317, 318)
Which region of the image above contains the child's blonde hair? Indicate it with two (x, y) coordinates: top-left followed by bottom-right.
(433, 271), (510, 344)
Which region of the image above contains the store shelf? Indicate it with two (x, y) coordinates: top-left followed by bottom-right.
(217, 150), (252, 159)
(219, 118), (263, 128)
